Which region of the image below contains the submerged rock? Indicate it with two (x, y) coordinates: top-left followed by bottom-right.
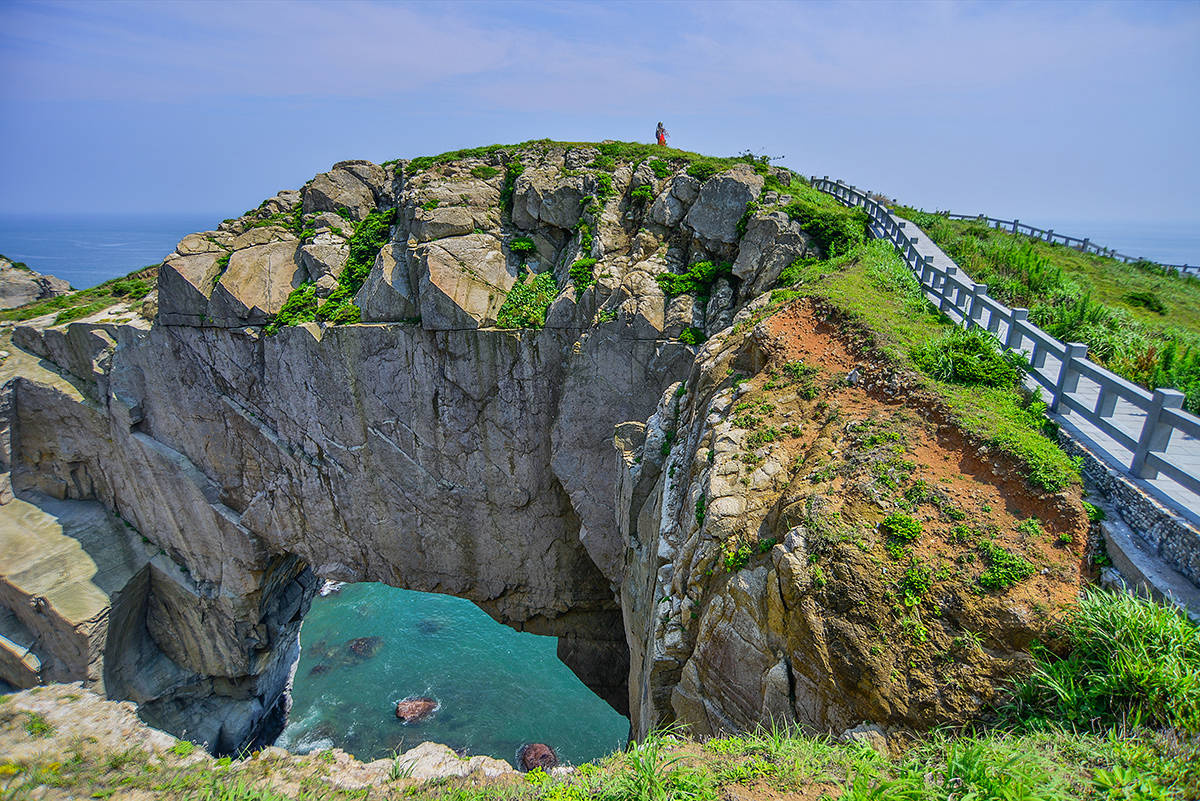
(345, 636), (383, 661)
(395, 696), (438, 723)
(308, 663), (331, 676)
(517, 742), (559, 771)
(416, 618), (442, 635)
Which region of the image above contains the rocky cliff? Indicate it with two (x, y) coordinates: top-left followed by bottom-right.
(0, 255), (70, 310)
(0, 141), (1088, 755)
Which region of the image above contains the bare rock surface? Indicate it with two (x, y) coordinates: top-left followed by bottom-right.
(0, 256), (71, 310)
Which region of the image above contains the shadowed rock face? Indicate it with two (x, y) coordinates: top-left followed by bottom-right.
(0, 255), (70, 310)
(0, 143), (837, 753)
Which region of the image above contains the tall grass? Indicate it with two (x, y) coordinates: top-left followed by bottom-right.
(1005, 590), (1200, 734)
(893, 208), (1200, 413)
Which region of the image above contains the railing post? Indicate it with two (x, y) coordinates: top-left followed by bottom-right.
(1046, 228), (1054, 243)
(1051, 343), (1088, 412)
(1130, 388), (1186, 479)
(1012, 218), (1019, 233)
(1082, 237), (1090, 253)
(938, 267), (957, 313)
(1005, 308), (1028, 351)
(968, 283), (988, 329)
(920, 254), (934, 284)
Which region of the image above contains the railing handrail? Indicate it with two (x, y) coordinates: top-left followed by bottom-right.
(902, 208), (1195, 275)
(809, 176), (1200, 529)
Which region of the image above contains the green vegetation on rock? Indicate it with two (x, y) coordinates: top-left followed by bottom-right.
(657, 261), (732, 299)
(775, 239), (1080, 492)
(894, 207), (1200, 413)
(570, 258), (598, 294)
(267, 207), (395, 334)
(496, 272), (557, 329)
(0, 264), (157, 325)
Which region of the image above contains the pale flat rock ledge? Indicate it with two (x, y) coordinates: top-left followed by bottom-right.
(0, 683), (515, 791)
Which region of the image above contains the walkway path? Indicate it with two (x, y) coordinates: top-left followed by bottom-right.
(811, 179), (1200, 602)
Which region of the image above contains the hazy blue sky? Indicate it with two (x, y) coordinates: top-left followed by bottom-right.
(1, 0), (1197, 223)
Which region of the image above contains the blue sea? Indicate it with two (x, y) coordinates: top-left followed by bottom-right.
(0, 213), (224, 289)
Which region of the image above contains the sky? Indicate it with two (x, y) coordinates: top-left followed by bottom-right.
(1, 0), (1198, 224)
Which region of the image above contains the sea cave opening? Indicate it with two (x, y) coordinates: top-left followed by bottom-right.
(276, 581), (630, 766)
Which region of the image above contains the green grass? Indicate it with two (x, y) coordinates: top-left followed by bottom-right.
(893, 208), (1200, 413)
(1005, 589), (1200, 734)
(22, 712), (53, 738)
(0, 264), (158, 324)
(777, 239), (1080, 492)
(570, 258), (597, 294)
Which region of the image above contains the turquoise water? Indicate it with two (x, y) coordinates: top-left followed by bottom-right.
(276, 583), (629, 766)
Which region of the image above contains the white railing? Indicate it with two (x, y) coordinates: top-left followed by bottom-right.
(811, 177), (1200, 524)
(927, 211), (1196, 276)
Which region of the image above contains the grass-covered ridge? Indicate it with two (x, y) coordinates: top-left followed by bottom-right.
(0, 264), (156, 325)
(774, 239), (1080, 492)
(893, 208), (1200, 413)
(388, 138), (778, 181)
(3, 592), (1196, 800)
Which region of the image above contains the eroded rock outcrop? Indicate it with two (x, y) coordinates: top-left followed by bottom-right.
(0, 141), (1089, 756)
(0, 255), (70, 309)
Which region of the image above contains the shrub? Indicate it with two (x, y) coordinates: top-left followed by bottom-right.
(782, 198), (869, 257)
(881, 513), (922, 542)
(977, 541), (1035, 590)
(501, 159), (525, 216)
(420, 199), (440, 211)
(679, 327), (706, 345)
(470, 165), (499, 180)
(264, 282), (318, 335)
(630, 184), (654, 204)
(657, 261), (733, 298)
(1124, 290), (1167, 314)
(509, 237), (537, 258)
(109, 278), (151, 299)
(911, 327), (1025, 388)
(1006, 590), (1200, 733)
(649, 159), (674, 179)
(496, 271), (557, 329)
(595, 172), (614, 200)
(570, 258), (598, 294)
(899, 561), (933, 605)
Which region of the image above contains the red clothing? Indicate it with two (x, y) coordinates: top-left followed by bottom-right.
(656, 132), (666, 145)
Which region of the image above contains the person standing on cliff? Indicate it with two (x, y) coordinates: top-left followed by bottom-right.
(656, 122), (668, 146)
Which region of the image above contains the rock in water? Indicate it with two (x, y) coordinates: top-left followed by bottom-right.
(345, 636), (383, 661)
(517, 743), (558, 771)
(395, 696), (438, 723)
(416, 618), (442, 635)
(308, 663), (331, 676)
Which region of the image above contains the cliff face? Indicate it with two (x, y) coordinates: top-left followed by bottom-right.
(0, 142), (1086, 753)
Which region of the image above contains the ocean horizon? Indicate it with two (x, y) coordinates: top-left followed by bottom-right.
(0, 211), (1196, 292)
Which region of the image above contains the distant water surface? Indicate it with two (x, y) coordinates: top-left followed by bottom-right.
(991, 217), (1199, 267)
(276, 583), (629, 766)
(0, 213), (222, 289)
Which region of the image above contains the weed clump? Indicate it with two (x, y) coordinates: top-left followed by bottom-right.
(977, 541), (1035, 591)
(881, 513), (922, 543)
(1007, 590), (1200, 734)
(496, 272), (557, 329)
(570, 258), (598, 294)
(657, 261), (732, 298)
(679, 327), (706, 345)
(911, 328), (1025, 388)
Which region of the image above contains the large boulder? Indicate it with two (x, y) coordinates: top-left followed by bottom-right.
(684, 165), (764, 246)
(157, 251), (224, 326)
(416, 234), (514, 330)
(733, 211), (820, 302)
(302, 160), (387, 221)
(0, 256), (71, 309)
(512, 170), (586, 231)
(355, 243), (419, 321)
(207, 242), (304, 326)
